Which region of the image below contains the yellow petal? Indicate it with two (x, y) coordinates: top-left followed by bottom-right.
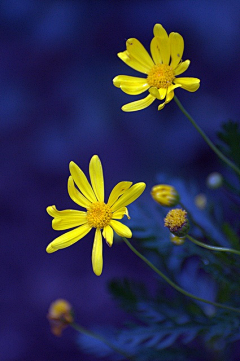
(118, 51), (151, 74)
(102, 225), (114, 247)
(174, 77), (200, 92)
(174, 60), (190, 76)
(149, 86), (161, 99)
(122, 94), (155, 112)
(69, 161), (97, 203)
(153, 24), (170, 65)
(111, 182), (146, 212)
(169, 32), (184, 69)
(120, 82), (150, 95)
(92, 228), (103, 276)
(157, 84), (181, 111)
(89, 155), (104, 202)
(158, 88), (167, 100)
(46, 224), (92, 253)
(112, 207), (129, 220)
(110, 220), (132, 238)
(126, 38), (154, 70)
(107, 181), (133, 207)
(113, 75), (148, 88)
(47, 206), (87, 230)
(68, 176), (91, 209)
(150, 37), (163, 64)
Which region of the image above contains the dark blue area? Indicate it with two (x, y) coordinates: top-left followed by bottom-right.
(1, 0), (240, 360)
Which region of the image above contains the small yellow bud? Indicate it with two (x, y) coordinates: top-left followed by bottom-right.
(164, 209), (189, 237)
(47, 299), (73, 336)
(170, 233), (185, 245)
(151, 185), (180, 207)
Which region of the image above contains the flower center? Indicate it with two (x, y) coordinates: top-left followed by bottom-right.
(164, 209), (187, 232)
(87, 202), (112, 229)
(147, 64), (175, 89)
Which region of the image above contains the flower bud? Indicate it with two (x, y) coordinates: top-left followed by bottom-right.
(206, 172), (223, 189)
(47, 299), (73, 336)
(151, 185), (180, 207)
(170, 233), (185, 245)
(164, 209), (189, 237)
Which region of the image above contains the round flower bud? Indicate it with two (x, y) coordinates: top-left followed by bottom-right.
(170, 233), (185, 245)
(47, 299), (73, 336)
(151, 184), (180, 207)
(164, 209), (189, 237)
(206, 172), (223, 189)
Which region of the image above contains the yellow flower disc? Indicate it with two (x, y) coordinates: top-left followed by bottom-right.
(87, 202), (112, 228)
(147, 64), (175, 89)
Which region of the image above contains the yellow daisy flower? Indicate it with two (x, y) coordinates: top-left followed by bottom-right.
(113, 23), (200, 111)
(46, 155), (146, 276)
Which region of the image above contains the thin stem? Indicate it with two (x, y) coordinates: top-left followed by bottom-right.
(71, 323), (133, 360)
(123, 237), (240, 314)
(174, 95), (240, 177)
(187, 234), (240, 256)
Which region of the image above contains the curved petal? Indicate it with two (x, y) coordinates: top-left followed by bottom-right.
(150, 37), (162, 64)
(153, 24), (170, 65)
(149, 86), (161, 99)
(174, 60), (190, 76)
(112, 207), (130, 220)
(113, 75), (148, 88)
(47, 205), (87, 230)
(110, 220), (132, 238)
(158, 88), (167, 100)
(92, 228), (103, 276)
(126, 38), (154, 70)
(46, 224), (92, 253)
(122, 94), (155, 112)
(111, 182), (146, 212)
(69, 161), (97, 203)
(118, 51), (151, 74)
(169, 32), (184, 69)
(174, 77), (200, 92)
(68, 176), (91, 209)
(107, 181), (133, 207)
(157, 84), (182, 111)
(120, 82), (150, 95)
(102, 225), (114, 247)
(89, 155), (104, 202)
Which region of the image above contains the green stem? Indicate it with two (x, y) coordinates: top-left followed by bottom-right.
(71, 323), (133, 360)
(187, 234), (240, 256)
(174, 95), (240, 177)
(123, 237), (240, 314)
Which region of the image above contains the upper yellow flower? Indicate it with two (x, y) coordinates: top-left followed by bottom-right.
(46, 155), (146, 276)
(113, 24), (200, 111)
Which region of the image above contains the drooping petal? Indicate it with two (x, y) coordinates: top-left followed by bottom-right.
(125, 38), (154, 71)
(157, 84), (182, 111)
(120, 82), (150, 95)
(89, 155), (104, 202)
(169, 32), (184, 69)
(118, 51), (151, 74)
(149, 86), (161, 99)
(69, 161), (97, 203)
(153, 24), (170, 65)
(68, 176), (91, 209)
(174, 60), (190, 76)
(113, 75), (148, 88)
(46, 224), (92, 253)
(102, 225), (114, 247)
(107, 181), (133, 207)
(112, 207), (130, 219)
(110, 220), (132, 238)
(122, 94), (155, 112)
(158, 88), (167, 100)
(47, 205), (87, 230)
(92, 228), (103, 276)
(111, 182), (146, 212)
(174, 77), (200, 92)
(150, 37), (162, 64)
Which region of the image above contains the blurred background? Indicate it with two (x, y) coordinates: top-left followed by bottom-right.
(1, 0), (240, 360)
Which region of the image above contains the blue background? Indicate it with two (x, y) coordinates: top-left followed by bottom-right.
(1, 0), (240, 360)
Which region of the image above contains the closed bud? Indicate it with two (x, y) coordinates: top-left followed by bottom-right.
(151, 185), (180, 207)
(47, 299), (73, 336)
(164, 209), (189, 237)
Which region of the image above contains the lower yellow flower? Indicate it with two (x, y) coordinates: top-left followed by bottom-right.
(113, 23), (200, 111)
(46, 155), (146, 276)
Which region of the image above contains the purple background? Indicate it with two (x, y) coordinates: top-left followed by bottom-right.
(1, 0), (240, 360)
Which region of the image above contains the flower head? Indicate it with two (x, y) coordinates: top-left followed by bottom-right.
(47, 299), (73, 336)
(46, 155), (146, 276)
(151, 184), (180, 207)
(113, 23), (200, 111)
(164, 208), (189, 237)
